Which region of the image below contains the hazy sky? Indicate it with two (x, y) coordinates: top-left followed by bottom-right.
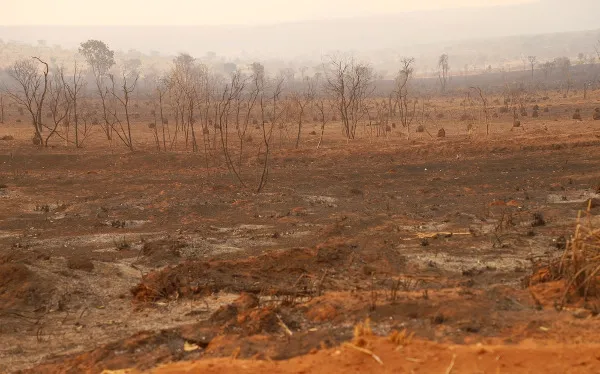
(2, 0), (536, 26)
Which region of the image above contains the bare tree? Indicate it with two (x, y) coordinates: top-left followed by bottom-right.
(5, 57), (49, 145)
(470, 86), (490, 135)
(216, 70), (247, 187)
(528, 56), (537, 81)
(45, 67), (71, 146)
(394, 57), (417, 139)
(314, 94), (332, 149)
(539, 60), (555, 95)
(79, 40), (116, 140)
(257, 74), (285, 192)
(555, 57), (572, 96)
(438, 54), (449, 93)
(61, 61), (86, 147)
(541, 61), (555, 81)
(291, 76), (315, 148)
(169, 53), (205, 152)
(584, 80), (593, 100)
(234, 69), (260, 169)
(324, 54), (374, 139)
(108, 68), (139, 151)
(520, 54), (528, 72)
(152, 76), (170, 151)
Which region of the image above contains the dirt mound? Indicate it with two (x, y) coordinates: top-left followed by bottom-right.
(67, 256), (95, 272)
(210, 304), (284, 336)
(23, 329), (202, 374)
(131, 241), (360, 303)
(24, 295), (343, 373)
(0, 263), (53, 311)
(205, 293), (299, 337)
(138, 237), (186, 266)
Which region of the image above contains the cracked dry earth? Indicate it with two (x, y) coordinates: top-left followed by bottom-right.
(3, 120), (600, 373)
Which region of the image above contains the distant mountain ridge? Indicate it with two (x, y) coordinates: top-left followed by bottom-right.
(1, 0), (598, 59)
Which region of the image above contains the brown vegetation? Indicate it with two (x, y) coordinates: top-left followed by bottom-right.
(3, 42), (600, 373)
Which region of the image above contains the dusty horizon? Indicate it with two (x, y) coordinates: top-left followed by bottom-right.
(2, 0), (538, 26)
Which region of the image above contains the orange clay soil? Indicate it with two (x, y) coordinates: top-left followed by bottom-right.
(149, 337), (600, 374)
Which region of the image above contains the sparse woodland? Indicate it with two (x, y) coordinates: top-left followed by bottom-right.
(3, 39), (600, 192)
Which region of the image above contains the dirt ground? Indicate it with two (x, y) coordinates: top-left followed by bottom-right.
(2, 93), (600, 373)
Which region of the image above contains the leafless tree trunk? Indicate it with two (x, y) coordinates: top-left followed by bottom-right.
(257, 76), (285, 192)
(155, 78), (170, 151)
(45, 67), (71, 146)
(314, 97), (331, 149)
(528, 56), (537, 81)
(217, 71), (247, 187)
(394, 58), (416, 139)
(584, 81), (592, 100)
(292, 77), (315, 148)
(324, 54), (374, 139)
(109, 70), (139, 151)
(61, 61), (85, 147)
(438, 54), (449, 94)
(470, 86), (490, 135)
(5, 57), (49, 145)
(96, 75), (112, 140)
(236, 78), (259, 169)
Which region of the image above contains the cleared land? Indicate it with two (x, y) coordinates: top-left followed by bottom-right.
(2, 92), (600, 373)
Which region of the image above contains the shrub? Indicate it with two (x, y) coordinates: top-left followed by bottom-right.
(557, 205), (600, 306)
